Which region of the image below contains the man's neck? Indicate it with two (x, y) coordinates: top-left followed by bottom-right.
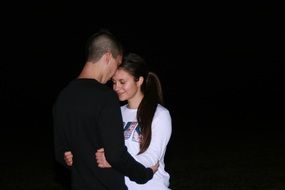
(78, 62), (104, 83)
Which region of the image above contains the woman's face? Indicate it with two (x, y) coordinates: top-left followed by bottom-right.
(112, 68), (141, 101)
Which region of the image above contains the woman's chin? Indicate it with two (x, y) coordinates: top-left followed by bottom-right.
(118, 96), (127, 101)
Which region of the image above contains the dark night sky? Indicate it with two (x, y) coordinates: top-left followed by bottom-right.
(1, 3), (284, 134)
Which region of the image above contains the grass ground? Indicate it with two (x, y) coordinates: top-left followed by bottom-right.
(1, 119), (285, 190)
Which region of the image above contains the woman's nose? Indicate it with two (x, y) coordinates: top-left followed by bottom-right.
(113, 84), (120, 91)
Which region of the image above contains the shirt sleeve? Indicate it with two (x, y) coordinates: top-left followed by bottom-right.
(53, 100), (71, 169)
(98, 91), (154, 184)
(133, 108), (172, 166)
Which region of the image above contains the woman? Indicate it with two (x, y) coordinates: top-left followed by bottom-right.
(65, 53), (172, 189)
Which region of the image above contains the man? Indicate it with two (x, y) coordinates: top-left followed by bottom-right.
(53, 30), (157, 190)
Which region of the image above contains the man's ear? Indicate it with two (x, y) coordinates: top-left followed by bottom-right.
(104, 52), (112, 64)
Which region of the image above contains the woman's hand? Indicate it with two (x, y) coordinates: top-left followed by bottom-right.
(95, 148), (111, 168)
(64, 151), (73, 166)
(150, 161), (159, 173)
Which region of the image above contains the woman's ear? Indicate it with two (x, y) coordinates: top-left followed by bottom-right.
(137, 76), (144, 86)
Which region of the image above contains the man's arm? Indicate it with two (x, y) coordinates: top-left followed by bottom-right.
(98, 92), (154, 184)
(95, 148), (159, 172)
(53, 103), (70, 169)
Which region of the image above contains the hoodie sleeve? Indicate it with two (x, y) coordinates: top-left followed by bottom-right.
(132, 108), (172, 166)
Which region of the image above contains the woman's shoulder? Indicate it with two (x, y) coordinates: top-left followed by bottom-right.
(153, 104), (172, 131)
(156, 104), (170, 113)
(155, 104), (171, 118)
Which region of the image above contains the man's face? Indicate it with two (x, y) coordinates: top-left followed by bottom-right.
(107, 54), (122, 81)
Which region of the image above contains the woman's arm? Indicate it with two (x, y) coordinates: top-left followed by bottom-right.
(134, 108), (172, 167)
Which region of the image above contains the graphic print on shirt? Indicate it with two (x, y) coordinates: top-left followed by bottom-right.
(123, 122), (142, 143)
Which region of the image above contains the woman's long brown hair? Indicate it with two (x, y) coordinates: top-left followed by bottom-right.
(119, 53), (163, 154)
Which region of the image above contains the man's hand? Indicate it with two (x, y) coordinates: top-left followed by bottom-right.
(95, 148), (111, 168)
(64, 151), (73, 166)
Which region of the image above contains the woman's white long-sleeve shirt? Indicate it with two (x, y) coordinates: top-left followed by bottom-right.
(121, 104), (172, 190)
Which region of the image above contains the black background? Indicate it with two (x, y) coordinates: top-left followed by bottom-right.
(1, 2), (284, 188)
(2, 3), (283, 125)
